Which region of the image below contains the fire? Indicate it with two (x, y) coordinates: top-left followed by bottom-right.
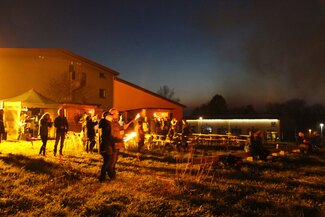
(124, 132), (137, 142)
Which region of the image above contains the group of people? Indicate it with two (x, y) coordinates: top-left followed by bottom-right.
(2, 107), (191, 182)
(296, 131), (321, 154)
(38, 109), (69, 157)
(0, 108), (68, 157)
(149, 116), (190, 138)
(37, 108), (127, 182)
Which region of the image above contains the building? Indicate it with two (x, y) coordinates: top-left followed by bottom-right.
(187, 118), (280, 141)
(0, 48), (185, 121)
(0, 48), (118, 109)
(113, 78), (184, 121)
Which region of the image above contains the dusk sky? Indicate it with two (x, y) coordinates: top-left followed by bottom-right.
(1, 0), (325, 111)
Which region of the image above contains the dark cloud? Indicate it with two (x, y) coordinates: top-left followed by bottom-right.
(200, 0), (325, 105)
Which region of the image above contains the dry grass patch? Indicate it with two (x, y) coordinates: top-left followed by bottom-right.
(0, 140), (324, 216)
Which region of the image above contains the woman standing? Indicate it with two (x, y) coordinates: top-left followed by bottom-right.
(39, 113), (52, 156)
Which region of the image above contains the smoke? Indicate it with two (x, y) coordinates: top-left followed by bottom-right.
(199, 0), (325, 106)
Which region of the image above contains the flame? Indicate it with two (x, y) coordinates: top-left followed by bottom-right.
(124, 132), (137, 142)
(135, 113), (140, 120)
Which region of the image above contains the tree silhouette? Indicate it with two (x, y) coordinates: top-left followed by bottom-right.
(156, 85), (180, 102)
(230, 105), (256, 115)
(192, 94), (228, 118)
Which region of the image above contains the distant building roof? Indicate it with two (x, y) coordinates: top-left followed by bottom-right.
(115, 77), (186, 108)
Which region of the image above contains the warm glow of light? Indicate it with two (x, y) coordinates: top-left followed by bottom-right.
(199, 117), (203, 120)
(124, 132), (137, 142)
(18, 121), (26, 127)
(153, 112), (168, 119)
(135, 113), (140, 120)
(187, 119), (279, 123)
(320, 123), (324, 128)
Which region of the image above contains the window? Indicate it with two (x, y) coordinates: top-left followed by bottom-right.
(99, 72), (106, 79)
(202, 126), (212, 134)
(217, 127), (227, 135)
(80, 72), (87, 86)
(99, 89), (106, 99)
(231, 128), (242, 135)
(71, 71), (76, 80)
(69, 64), (76, 80)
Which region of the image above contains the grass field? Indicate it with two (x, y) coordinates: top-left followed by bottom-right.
(0, 140), (324, 217)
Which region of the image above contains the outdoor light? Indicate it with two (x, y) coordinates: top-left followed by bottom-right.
(320, 123), (324, 145)
(198, 117), (203, 134)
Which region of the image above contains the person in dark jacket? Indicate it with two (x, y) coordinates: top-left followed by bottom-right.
(181, 120), (191, 152)
(38, 113), (52, 156)
(0, 109), (5, 143)
(250, 130), (269, 160)
(53, 109), (69, 157)
(135, 119), (145, 161)
(98, 111), (122, 182)
(86, 115), (98, 153)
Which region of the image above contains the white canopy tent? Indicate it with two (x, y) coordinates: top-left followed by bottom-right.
(1, 89), (59, 140)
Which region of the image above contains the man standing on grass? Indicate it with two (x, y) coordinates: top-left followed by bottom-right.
(53, 109), (69, 157)
(98, 111), (123, 182)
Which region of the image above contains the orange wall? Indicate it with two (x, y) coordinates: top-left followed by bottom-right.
(113, 79), (184, 120)
(0, 49), (115, 109)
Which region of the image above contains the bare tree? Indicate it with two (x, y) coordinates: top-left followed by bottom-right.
(45, 72), (72, 103)
(157, 85), (180, 102)
(45, 72), (87, 103)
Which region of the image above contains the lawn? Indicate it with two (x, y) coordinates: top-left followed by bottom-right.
(0, 140), (324, 217)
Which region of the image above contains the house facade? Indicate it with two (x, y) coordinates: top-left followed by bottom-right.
(0, 48), (184, 121)
(0, 48), (118, 109)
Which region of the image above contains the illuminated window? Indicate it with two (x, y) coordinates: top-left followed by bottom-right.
(99, 72), (106, 79)
(153, 112), (169, 119)
(202, 126), (212, 134)
(99, 89), (106, 99)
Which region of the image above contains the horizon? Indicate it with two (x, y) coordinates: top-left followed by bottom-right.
(1, 0), (325, 109)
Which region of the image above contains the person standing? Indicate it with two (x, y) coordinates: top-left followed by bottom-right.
(107, 108), (126, 179)
(86, 115), (98, 153)
(53, 109), (69, 157)
(38, 113), (52, 156)
(98, 111), (122, 182)
(0, 109), (5, 143)
(181, 119), (190, 152)
(135, 119), (145, 161)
